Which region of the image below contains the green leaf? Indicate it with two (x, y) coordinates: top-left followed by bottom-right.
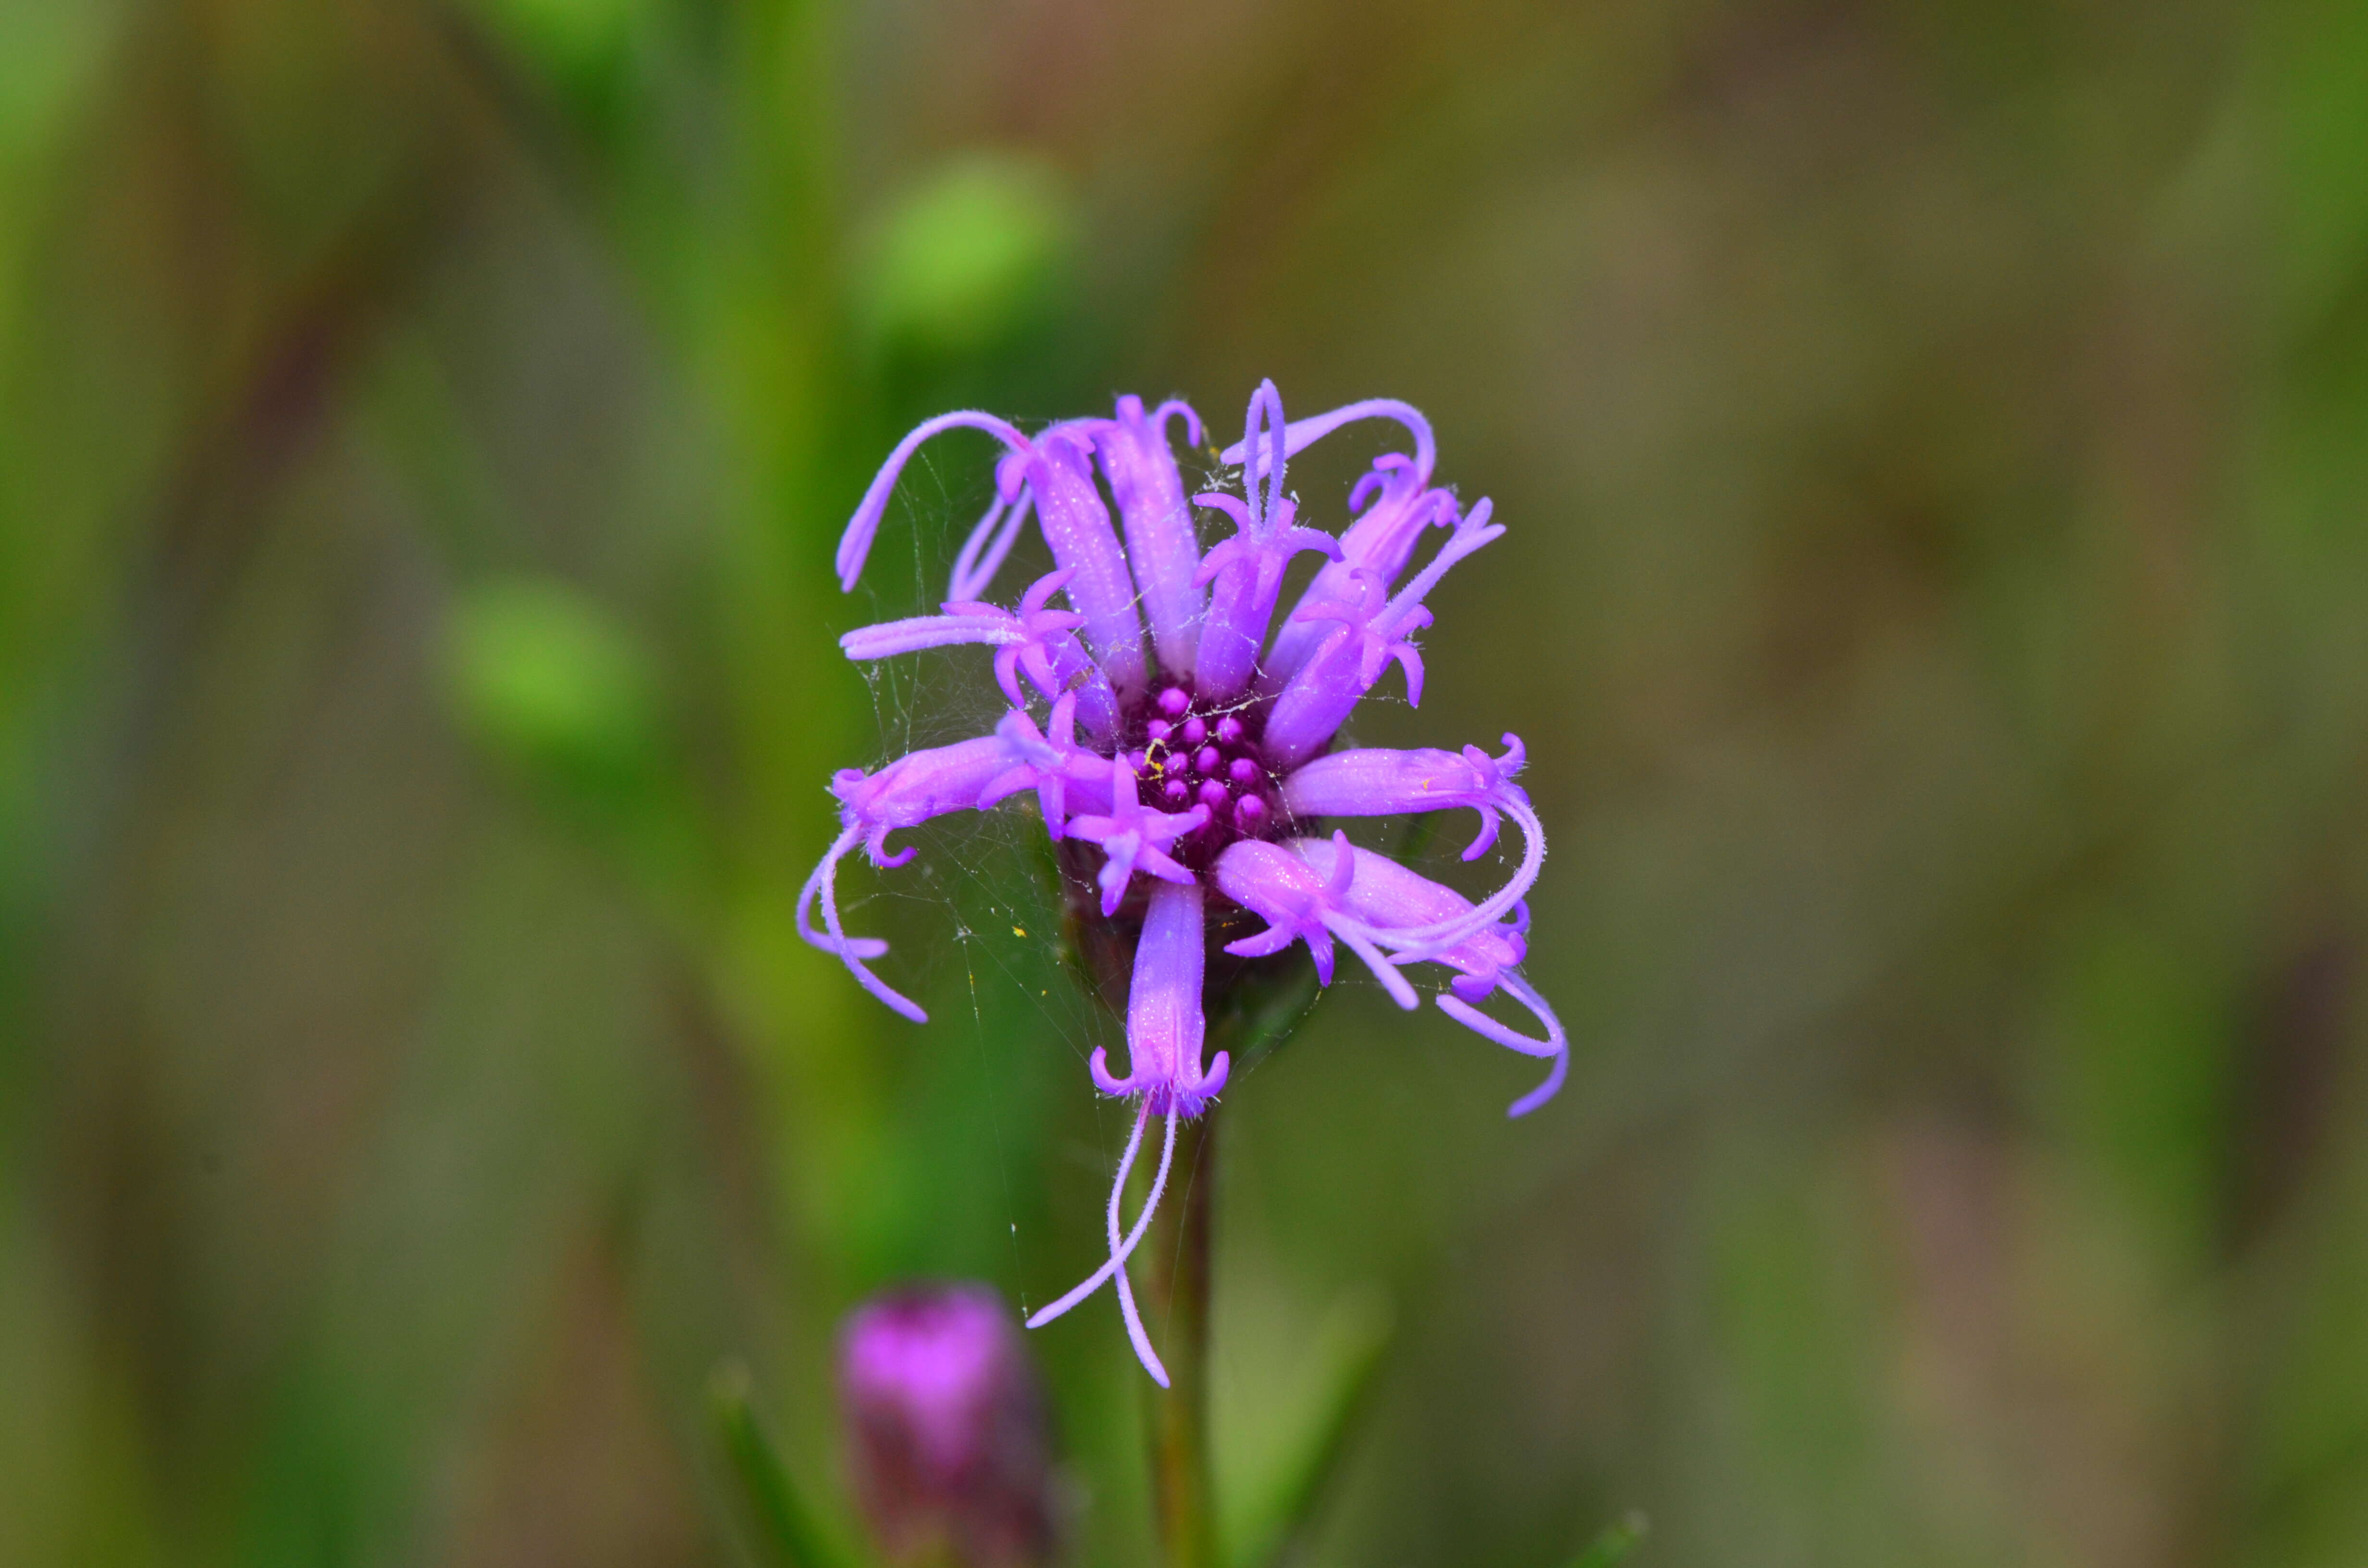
(466, 0), (644, 84)
(860, 155), (1075, 357)
(709, 1362), (846, 1568)
(1233, 1289), (1394, 1568)
(444, 576), (661, 799)
(1565, 1512), (1649, 1568)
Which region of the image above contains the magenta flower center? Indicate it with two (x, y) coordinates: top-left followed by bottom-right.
(1120, 683), (1284, 871)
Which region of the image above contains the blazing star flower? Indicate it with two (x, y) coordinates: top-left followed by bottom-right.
(804, 382), (1565, 1385)
(840, 1285), (1056, 1568)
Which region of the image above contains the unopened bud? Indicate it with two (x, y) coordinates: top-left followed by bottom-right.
(839, 1284), (1055, 1568)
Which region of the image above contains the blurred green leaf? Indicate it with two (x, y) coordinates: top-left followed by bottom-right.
(860, 154), (1075, 358)
(2049, 920), (2233, 1274)
(1564, 1512), (1648, 1568)
(711, 1363), (849, 1568)
(2263, 0), (2368, 327)
(467, 0), (644, 83)
(1231, 1288), (1394, 1568)
(444, 576), (662, 797)
(0, 0), (118, 150)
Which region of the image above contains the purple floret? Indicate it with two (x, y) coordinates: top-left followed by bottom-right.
(840, 1284), (1056, 1567)
(808, 381), (1566, 1383)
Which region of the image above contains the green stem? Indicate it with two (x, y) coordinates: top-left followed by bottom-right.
(1145, 1105), (1219, 1568)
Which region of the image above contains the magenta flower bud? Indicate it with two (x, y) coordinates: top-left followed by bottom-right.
(839, 1285), (1056, 1568)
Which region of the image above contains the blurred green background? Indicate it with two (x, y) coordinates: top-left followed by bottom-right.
(8, 1), (2368, 1564)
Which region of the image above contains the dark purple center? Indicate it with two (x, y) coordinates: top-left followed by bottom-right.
(1120, 682), (1285, 871)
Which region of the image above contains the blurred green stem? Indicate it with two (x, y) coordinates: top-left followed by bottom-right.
(1146, 1106), (1219, 1568)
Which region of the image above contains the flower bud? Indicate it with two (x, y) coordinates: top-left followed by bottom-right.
(839, 1284), (1055, 1568)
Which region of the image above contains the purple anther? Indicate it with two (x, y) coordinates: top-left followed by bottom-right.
(1228, 757), (1258, 784)
(1181, 716), (1208, 746)
(1235, 796), (1268, 829)
(1147, 720), (1172, 742)
(1198, 780), (1229, 812)
(1164, 779), (1189, 805)
(1195, 746), (1222, 774)
(1216, 716), (1244, 744)
(1129, 750), (1149, 774)
(1158, 687), (1190, 717)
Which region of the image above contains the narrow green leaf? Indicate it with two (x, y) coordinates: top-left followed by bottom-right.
(1244, 1292), (1395, 1568)
(1566, 1512), (1649, 1568)
(710, 1361), (842, 1568)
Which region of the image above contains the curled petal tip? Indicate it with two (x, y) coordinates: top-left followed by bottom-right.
(1088, 1046), (1132, 1098)
(1506, 1049), (1567, 1117)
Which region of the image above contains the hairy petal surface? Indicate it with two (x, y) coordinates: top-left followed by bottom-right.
(1285, 835), (1565, 1115)
(1192, 381), (1342, 700)
(1219, 396), (1435, 478)
(1088, 879), (1230, 1118)
(1029, 427), (1147, 693)
(1282, 735), (1535, 861)
(1263, 501), (1505, 766)
(1265, 470), (1455, 684)
(1095, 396), (1208, 680)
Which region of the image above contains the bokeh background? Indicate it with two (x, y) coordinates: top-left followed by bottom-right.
(8, 0), (2368, 1564)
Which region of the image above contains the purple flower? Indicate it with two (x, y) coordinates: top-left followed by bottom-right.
(806, 382), (1565, 1384)
(840, 1285), (1056, 1568)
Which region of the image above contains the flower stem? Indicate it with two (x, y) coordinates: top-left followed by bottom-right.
(1145, 1104), (1218, 1568)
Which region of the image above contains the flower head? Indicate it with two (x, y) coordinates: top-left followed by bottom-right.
(840, 1285), (1056, 1568)
(810, 382), (1566, 1382)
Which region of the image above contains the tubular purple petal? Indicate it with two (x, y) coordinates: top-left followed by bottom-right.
(833, 735), (1020, 845)
(1281, 735), (1533, 862)
(1095, 396), (1207, 679)
(1211, 838), (1341, 985)
(839, 411), (1032, 592)
(1026, 880), (1224, 1384)
(845, 569), (1119, 736)
(1264, 478), (1455, 683)
(798, 733), (1034, 1023)
(1029, 428), (1147, 693)
(1211, 834), (1424, 1006)
(1263, 501), (1505, 766)
(1190, 384), (1346, 700)
(797, 824), (928, 1023)
(1087, 879), (1227, 1119)
(839, 614), (1029, 662)
(1282, 833), (1534, 978)
(1436, 972), (1568, 1117)
(948, 487), (1036, 602)
(1220, 395), (1435, 481)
